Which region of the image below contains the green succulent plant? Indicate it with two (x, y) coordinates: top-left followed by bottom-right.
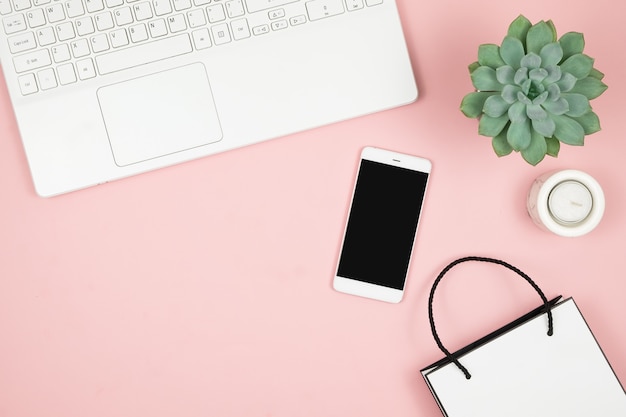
(461, 15), (608, 165)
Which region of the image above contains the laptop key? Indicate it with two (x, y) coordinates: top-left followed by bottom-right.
(57, 62), (77, 84)
(305, 0), (344, 21)
(191, 27), (210, 49)
(3, 13), (26, 34)
(211, 22), (230, 45)
(37, 67), (57, 89)
(7, 30), (36, 53)
(95, 33), (192, 74)
(13, 48), (50, 72)
(225, 0), (244, 18)
(76, 57), (96, 79)
(18, 73), (37, 94)
(345, 0), (363, 10)
(244, 0), (297, 13)
(0, 0), (12, 15)
(230, 18), (249, 40)
(12, 0), (31, 11)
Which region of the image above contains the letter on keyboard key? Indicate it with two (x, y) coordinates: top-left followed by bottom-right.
(152, 0), (171, 16)
(110, 28), (129, 47)
(65, 0), (85, 18)
(27, 8), (47, 27)
(36, 26), (55, 45)
(129, 23), (148, 42)
(85, 0), (104, 13)
(133, 2), (152, 20)
(305, 0), (344, 20)
(95, 33), (192, 74)
(45, 3), (65, 23)
(244, 0), (298, 13)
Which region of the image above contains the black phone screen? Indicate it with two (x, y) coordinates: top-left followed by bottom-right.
(336, 159), (429, 290)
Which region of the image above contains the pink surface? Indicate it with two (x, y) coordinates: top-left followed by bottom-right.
(1, 1), (626, 416)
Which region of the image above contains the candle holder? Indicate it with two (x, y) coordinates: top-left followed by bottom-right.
(527, 169), (605, 237)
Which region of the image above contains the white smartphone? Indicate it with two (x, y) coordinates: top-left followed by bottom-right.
(333, 147), (431, 303)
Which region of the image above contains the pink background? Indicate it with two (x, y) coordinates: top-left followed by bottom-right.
(1, 1), (626, 416)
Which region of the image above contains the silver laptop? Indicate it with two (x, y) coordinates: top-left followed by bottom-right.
(0, 0), (417, 197)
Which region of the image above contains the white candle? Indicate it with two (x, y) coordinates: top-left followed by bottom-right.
(527, 170), (605, 237)
(548, 180), (593, 225)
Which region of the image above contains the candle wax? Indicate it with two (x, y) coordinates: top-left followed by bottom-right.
(548, 180), (593, 224)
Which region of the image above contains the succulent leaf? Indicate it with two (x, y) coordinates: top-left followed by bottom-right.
(478, 44), (506, 68)
(517, 89), (532, 104)
(508, 101), (527, 122)
(552, 114), (585, 145)
(521, 131), (548, 165)
(544, 65), (562, 84)
(507, 119), (532, 150)
(479, 114), (509, 137)
(588, 68), (604, 80)
(546, 20), (558, 42)
(501, 85), (521, 104)
(539, 43), (564, 67)
(492, 130), (513, 156)
(547, 84), (561, 101)
(542, 97), (569, 115)
(574, 111), (601, 134)
(569, 77), (608, 99)
(532, 116), (556, 137)
(500, 37), (525, 68)
(529, 68), (548, 83)
(532, 91), (548, 105)
(559, 32), (585, 61)
(460, 92), (498, 118)
(471, 66), (503, 91)
(507, 15), (532, 46)
(496, 66), (516, 85)
(521, 53), (542, 70)
(560, 54), (594, 79)
(562, 93), (591, 117)
(468, 61), (480, 74)
(514, 68), (529, 85)
(555, 72), (577, 92)
(483, 95), (511, 118)
(526, 21), (556, 54)
(546, 136), (560, 157)
(527, 103), (548, 120)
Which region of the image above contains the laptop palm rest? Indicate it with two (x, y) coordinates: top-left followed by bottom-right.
(96, 63), (223, 167)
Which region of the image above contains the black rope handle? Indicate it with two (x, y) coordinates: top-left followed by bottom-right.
(428, 256), (554, 380)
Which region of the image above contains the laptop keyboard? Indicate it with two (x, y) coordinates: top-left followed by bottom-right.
(1, 0), (385, 96)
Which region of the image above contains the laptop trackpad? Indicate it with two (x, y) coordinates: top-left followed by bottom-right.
(97, 63), (222, 167)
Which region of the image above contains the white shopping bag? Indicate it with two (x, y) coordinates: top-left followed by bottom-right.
(421, 257), (626, 417)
